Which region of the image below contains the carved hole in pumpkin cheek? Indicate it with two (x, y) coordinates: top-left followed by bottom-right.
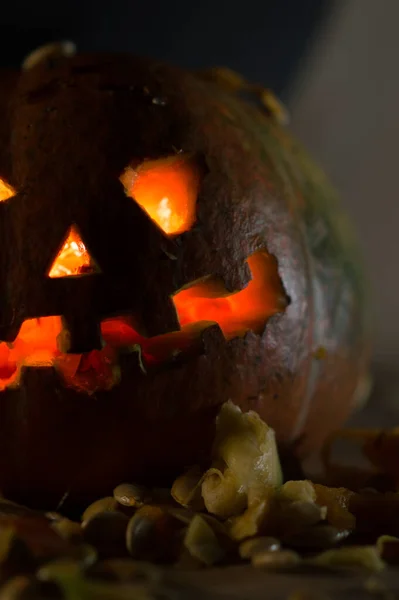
(0, 251), (287, 394)
(172, 251), (288, 340)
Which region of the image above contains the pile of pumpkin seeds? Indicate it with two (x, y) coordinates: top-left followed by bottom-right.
(0, 402), (398, 598)
(0, 479), (394, 600)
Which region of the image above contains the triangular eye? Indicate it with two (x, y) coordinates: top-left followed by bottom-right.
(120, 154), (201, 235)
(48, 225), (100, 278)
(0, 177), (16, 202)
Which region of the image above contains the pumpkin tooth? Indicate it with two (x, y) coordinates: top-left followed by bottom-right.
(200, 323), (226, 353)
(118, 346), (150, 378)
(57, 349), (120, 393)
(62, 314), (102, 355)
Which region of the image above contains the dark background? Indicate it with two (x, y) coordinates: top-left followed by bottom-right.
(0, 0), (332, 101)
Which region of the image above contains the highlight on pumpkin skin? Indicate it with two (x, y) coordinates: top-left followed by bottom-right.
(173, 251), (288, 339)
(0, 178), (16, 202)
(48, 225), (99, 278)
(120, 153), (201, 235)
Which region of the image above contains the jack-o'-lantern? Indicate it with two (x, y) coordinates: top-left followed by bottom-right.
(0, 45), (370, 509)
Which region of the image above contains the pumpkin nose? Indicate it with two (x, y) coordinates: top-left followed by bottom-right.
(44, 224), (103, 353)
(47, 226), (99, 279)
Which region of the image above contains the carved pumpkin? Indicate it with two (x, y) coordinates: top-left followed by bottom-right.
(0, 49), (370, 508)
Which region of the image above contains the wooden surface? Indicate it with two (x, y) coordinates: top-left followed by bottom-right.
(163, 564), (399, 599)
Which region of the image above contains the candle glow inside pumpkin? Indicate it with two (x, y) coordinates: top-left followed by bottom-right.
(48, 227), (98, 278)
(0, 178), (16, 202)
(120, 154), (201, 235)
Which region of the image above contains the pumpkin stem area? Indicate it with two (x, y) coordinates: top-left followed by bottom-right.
(0, 253), (287, 394)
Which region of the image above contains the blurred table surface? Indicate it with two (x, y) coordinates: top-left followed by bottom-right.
(160, 563), (399, 600)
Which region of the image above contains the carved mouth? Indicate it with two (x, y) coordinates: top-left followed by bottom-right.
(0, 251), (287, 394)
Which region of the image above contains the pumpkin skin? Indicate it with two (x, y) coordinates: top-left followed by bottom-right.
(0, 54), (369, 509)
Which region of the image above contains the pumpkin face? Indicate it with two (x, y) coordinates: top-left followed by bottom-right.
(0, 54), (369, 508)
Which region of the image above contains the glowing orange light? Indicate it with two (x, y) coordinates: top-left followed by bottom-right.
(0, 316), (63, 389)
(48, 225), (98, 278)
(0, 315), (197, 393)
(0, 316), (117, 393)
(101, 317), (207, 365)
(173, 252), (287, 339)
(0, 252), (286, 393)
(120, 154), (201, 235)
(0, 178), (16, 202)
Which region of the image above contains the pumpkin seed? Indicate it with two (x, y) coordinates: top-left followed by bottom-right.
(309, 546), (385, 572)
(37, 557), (80, 578)
(166, 507), (196, 525)
(73, 543), (97, 567)
(167, 506), (237, 554)
(284, 525), (351, 550)
(279, 481), (316, 504)
(126, 505), (182, 563)
(252, 549), (300, 569)
(45, 512), (63, 522)
(239, 536), (281, 559)
(113, 483), (151, 508)
(82, 497), (119, 522)
(82, 511), (129, 558)
(51, 518), (82, 542)
(229, 495), (276, 541)
(171, 467), (205, 510)
(312, 484), (355, 531)
(201, 514), (230, 538)
(184, 515), (225, 566)
(279, 501), (326, 536)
